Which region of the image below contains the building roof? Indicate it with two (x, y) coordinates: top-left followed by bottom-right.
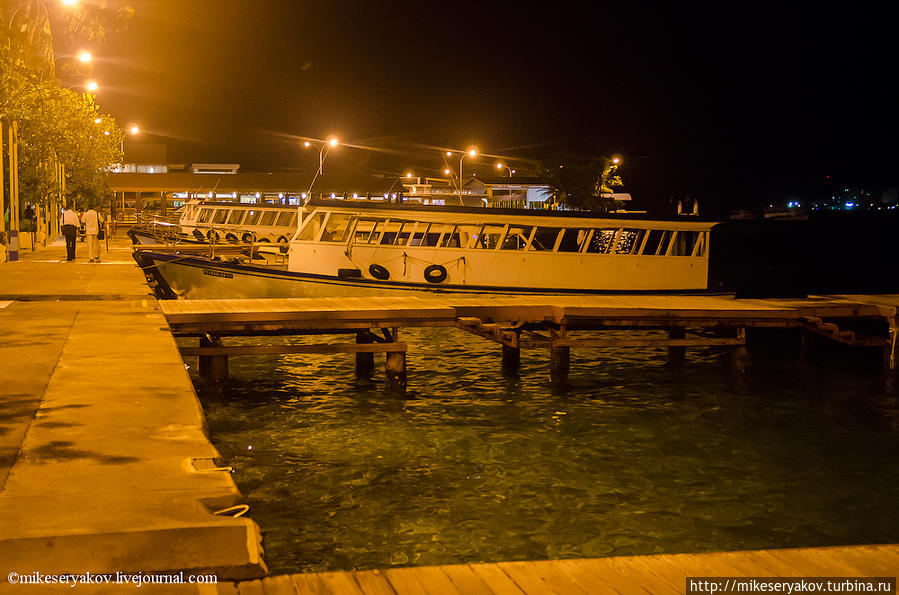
(108, 172), (405, 194)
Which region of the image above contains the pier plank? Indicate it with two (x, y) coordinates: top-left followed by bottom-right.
(347, 569), (396, 595)
(237, 545), (899, 594)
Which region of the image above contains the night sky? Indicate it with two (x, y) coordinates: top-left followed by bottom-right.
(91, 1), (898, 215)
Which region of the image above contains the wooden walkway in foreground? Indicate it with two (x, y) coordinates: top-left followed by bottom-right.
(219, 544), (899, 594)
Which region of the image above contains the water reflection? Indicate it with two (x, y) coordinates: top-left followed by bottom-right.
(190, 328), (899, 574)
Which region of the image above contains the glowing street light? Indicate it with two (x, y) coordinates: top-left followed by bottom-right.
(85, 80), (98, 92)
(129, 124), (140, 135)
(457, 147), (478, 204)
(496, 162), (513, 178)
(60, 0), (78, 6)
(77, 50), (91, 63)
(94, 117), (101, 124)
(303, 136), (340, 197)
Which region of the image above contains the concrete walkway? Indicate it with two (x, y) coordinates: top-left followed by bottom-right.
(0, 233), (266, 589)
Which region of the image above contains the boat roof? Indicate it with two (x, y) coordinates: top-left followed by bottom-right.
(306, 198), (721, 226)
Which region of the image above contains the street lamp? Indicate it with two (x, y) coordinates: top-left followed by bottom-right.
(303, 136), (339, 198)
(495, 162), (513, 178)
(85, 80), (98, 92)
(457, 147), (478, 204)
(77, 50), (91, 63)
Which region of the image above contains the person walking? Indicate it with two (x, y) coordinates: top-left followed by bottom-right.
(61, 204), (80, 261)
(81, 206), (103, 263)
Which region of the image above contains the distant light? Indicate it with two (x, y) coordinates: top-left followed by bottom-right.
(467, 148), (478, 158)
(845, 202), (855, 208)
(148, 167), (154, 173)
(496, 162), (504, 169)
(330, 193), (336, 199)
(301, 192), (307, 199)
(392, 193), (397, 199)
(327, 136), (338, 148)
(86, 80), (98, 92)
(129, 125), (139, 135)
(444, 169), (451, 175)
(278, 193), (284, 198)
(352, 193), (358, 199)
(303, 141), (311, 148)
(406, 172), (413, 178)
(247, 445), (253, 450)
(232, 192), (237, 198)
(60, 0), (77, 6)
(383, 193), (388, 199)
(612, 157), (620, 165)
(511, 169), (516, 174)
(77, 50), (91, 63)
(446, 151), (452, 157)
(255, 192), (260, 199)
(103, 130), (110, 136)
(94, 117), (101, 124)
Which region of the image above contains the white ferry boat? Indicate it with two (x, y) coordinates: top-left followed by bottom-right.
(135, 199), (718, 298)
(129, 200), (300, 245)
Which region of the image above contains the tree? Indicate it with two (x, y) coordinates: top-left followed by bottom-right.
(539, 155), (624, 213)
(1, 0), (131, 219)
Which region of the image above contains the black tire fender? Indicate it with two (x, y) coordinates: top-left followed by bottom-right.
(423, 264), (448, 283)
(369, 264), (390, 280)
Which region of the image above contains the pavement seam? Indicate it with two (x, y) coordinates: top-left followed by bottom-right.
(0, 308), (79, 496)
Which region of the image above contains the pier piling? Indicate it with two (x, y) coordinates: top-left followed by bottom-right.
(355, 331), (375, 378)
(668, 327), (686, 366)
(501, 344), (521, 377)
(200, 335), (228, 395)
(384, 328), (407, 393)
(550, 329), (570, 385)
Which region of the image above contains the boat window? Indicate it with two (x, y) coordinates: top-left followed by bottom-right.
(557, 228), (589, 253)
(296, 212), (325, 241)
(410, 223), (442, 247)
(376, 220), (402, 245)
(320, 213), (354, 242)
(471, 225), (505, 249)
(213, 209), (230, 225)
(585, 228), (617, 253)
(276, 212), (296, 227)
(614, 229), (646, 254)
(501, 226), (533, 250)
(260, 211), (278, 226)
(529, 227), (562, 251)
(353, 218), (380, 243)
(197, 208), (213, 223)
(227, 210), (245, 225)
(642, 230), (673, 255)
(392, 222), (414, 246)
(244, 210), (261, 226)
(671, 230), (702, 256)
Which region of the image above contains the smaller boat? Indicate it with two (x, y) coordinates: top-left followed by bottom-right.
(128, 199), (300, 245)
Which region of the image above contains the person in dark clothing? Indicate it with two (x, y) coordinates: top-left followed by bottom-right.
(61, 204), (79, 261)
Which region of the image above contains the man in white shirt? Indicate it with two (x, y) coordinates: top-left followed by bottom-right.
(61, 204), (80, 261)
(81, 207), (103, 263)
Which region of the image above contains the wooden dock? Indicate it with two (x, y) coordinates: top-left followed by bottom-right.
(160, 294), (898, 392)
(218, 544), (899, 594)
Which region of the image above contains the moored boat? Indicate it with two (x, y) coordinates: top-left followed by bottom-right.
(135, 199), (718, 299)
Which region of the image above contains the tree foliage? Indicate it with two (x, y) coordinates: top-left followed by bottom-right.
(539, 155), (623, 213)
(1, 0), (131, 212)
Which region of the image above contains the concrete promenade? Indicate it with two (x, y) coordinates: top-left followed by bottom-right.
(0, 234), (266, 590)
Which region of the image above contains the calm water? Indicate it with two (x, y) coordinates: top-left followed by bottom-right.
(189, 329), (899, 574)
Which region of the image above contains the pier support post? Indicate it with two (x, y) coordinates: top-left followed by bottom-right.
(355, 331), (375, 379)
(550, 329), (570, 385)
(199, 335), (228, 395)
(384, 328), (407, 394)
(668, 327), (686, 367)
(501, 344), (520, 377)
(731, 327), (751, 373)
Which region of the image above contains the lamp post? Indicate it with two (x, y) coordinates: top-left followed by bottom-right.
(495, 162), (514, 178)
(454, 147), (478, 205)
(303, 136), (339, 199)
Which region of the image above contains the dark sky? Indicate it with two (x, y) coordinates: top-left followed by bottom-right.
(92, 1), (898, 214)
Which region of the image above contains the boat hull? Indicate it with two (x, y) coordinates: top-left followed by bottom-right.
(136, 251), (709, 299)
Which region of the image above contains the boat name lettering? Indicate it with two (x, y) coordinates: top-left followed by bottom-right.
(203, 268), (234, 279)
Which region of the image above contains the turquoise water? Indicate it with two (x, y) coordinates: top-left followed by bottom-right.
(190, 329), (899, 574)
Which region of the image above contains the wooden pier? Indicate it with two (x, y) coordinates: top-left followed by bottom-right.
(218, 543), (899, 594)
(160, 294), (898, 393)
